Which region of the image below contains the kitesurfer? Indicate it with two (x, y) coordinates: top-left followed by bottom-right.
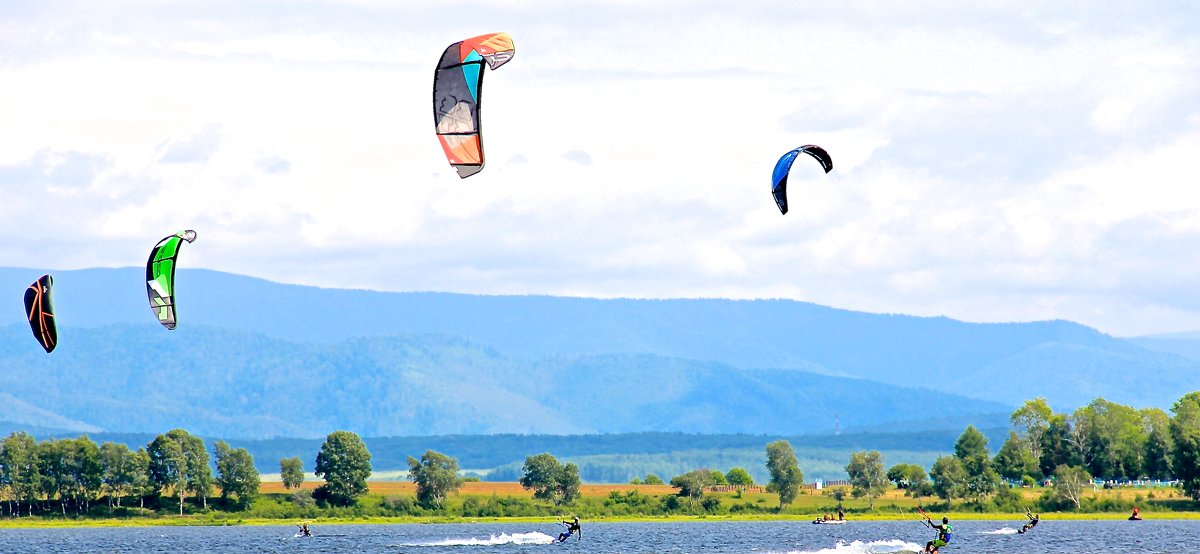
(297, 522), (312, 537)
(557, 516), (581, 542)
(1129, 506), (1142, 520)
(922, 515), (952, 553)
(1018, 510), (1039, 534)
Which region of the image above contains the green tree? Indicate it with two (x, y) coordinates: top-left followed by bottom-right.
(670, 469), (714, 500)
(765, 440), (803, 508)
(0, 432), (40, 517)
(213, 440), (260, 508)
(131, 448), (152, 510)
(830, 487), (847, 510)
(643, 473), (664, 485)
(886, 463), (928, 489)
(1075, 398), (1146, 480)
(1053, 464), (1092, 509)
(35, 439), (72, 515)
(34, 436), (101, 515)
(314, 430), (372, 506)
(407, 449), (463, 510)
(1039, 413), (1081, 477)
(147, 433), (189, 515)
(519, 453), (581, 506)
(280, 457), (304, 490)
(147, 429), (210, 514)
(845, 450), (888, 510)
(709, 469), (728, 486)
(725, 467), (754, 487)
(558, 463), (582, 505)
(1011, 398), (1053, 466)
(520, 453), (561, 501)
(100, 442), (137, 508)
(1142, 408), (1174, 480)
(70, 436), (103, 513)
(180, 433), (212, 510)
(929, 455), (967, 510)
(955, 425), (1000, 500)
(994, 431), (1038, 482)
(1170, 392), (1200, 500)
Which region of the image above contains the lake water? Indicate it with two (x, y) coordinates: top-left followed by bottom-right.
(0, 519), (1196, 553)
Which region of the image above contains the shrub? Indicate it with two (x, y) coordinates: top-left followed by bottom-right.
(380, 495), (416, 515)
(291, 490), (315, 508)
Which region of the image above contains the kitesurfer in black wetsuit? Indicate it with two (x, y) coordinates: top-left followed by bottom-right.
(922, 516), (952, 553)
(1018, 510), (1039, 534)
(297, 522), (312, 537)
(557, 516), (581, 542)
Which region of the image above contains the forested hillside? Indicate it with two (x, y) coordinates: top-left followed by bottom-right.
(2, 267), (1194, 411)
(0, 324), (1007, 438)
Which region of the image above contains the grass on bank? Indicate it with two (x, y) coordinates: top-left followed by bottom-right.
(1, 482), (1197, 528)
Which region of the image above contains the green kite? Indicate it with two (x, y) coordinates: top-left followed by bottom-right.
(146, 230), (196, 330)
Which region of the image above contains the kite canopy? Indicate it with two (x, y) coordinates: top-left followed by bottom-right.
(146, 230), (197, 330)
(23, 274), (57, 353)
(771, 145), (833, 215)
(433, 32), (515, 178)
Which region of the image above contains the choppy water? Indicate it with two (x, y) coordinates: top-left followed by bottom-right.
(0, 519), (1196, 553)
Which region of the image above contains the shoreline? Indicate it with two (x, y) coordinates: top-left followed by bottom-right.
(2, 511), (1196, 529)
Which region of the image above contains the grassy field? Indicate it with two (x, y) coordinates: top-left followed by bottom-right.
(1, 482), (1194, 528)
(259, 480), (679, 496)
(264, 481), (1195, 519)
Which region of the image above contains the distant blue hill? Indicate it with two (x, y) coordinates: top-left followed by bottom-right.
(0, 324), (1007, 438)
(1127, 335), (1200, 363)
(1, 267), (1194, 413)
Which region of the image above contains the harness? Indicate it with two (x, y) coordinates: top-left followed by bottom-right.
(939, 524), (953, 542)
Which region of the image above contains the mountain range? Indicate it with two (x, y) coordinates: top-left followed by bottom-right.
(1, 267), (1196, 440)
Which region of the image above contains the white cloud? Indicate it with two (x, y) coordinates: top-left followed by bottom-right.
(158, 124), (223, 164)
(1, 1), (1199, 336)
(562, 150), (592, 165)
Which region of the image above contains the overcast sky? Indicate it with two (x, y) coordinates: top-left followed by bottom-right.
(2, 1), (1198, 337)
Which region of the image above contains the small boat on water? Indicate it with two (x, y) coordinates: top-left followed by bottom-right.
(812, 518), (848, 525)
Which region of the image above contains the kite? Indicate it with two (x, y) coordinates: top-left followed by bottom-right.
(433, 32), (515, 178)
(23, 274), (57, 353)
(771, 145), (833, 215)
(146, 230), (196, 330)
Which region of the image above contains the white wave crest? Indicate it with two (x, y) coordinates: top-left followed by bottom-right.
(980, 527), (1019, 535)
(400, 531), (557, 547)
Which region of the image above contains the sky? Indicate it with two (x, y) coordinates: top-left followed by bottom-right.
(1, 1), (1198, 337)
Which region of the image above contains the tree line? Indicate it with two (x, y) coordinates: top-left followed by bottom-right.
(0, 428), (259, 517)
(3, 391), (1197, 519)
(836, 392), (1200, 512)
